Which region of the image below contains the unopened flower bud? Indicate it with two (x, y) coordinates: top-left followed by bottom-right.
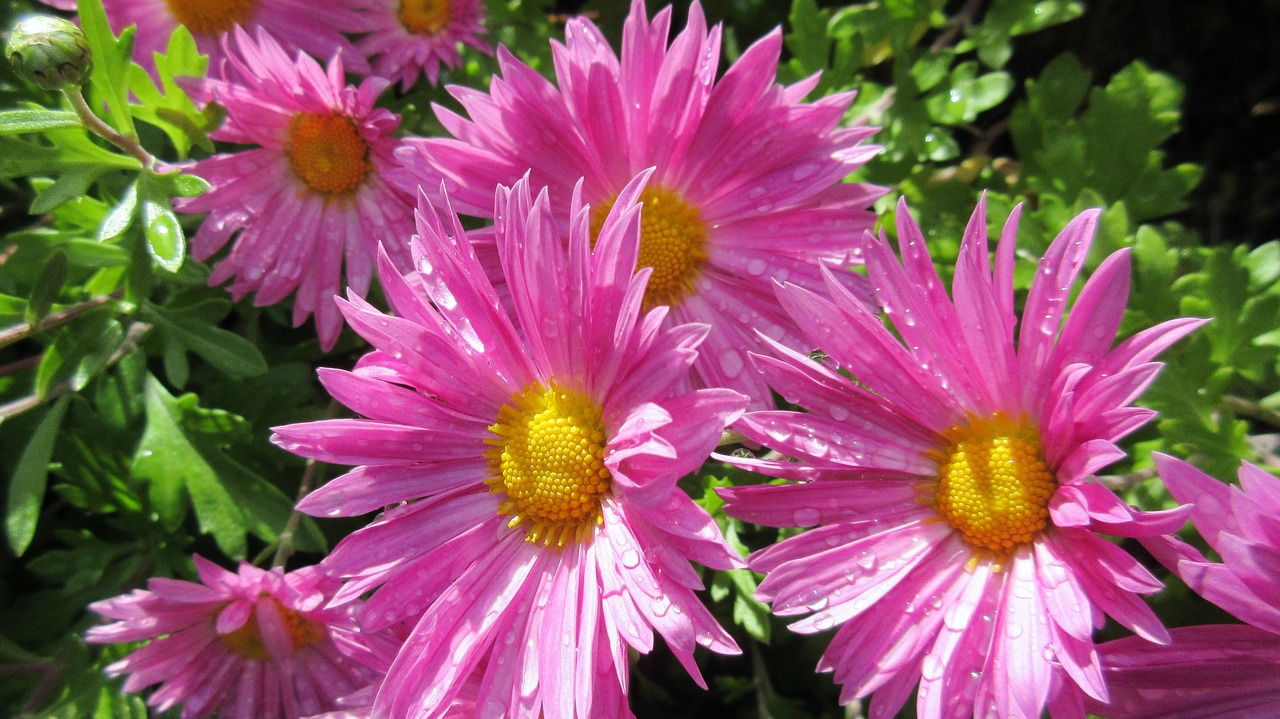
(6, 15), (93, 91)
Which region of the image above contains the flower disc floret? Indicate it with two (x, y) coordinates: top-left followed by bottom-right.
(286, 113), (372, 197)
(486, 381), (611, 547)
(929, 414), (1055, 556)
(164, 0), (257, 36)
(219, 595), (326, 661)
(591, 186), (709, 310)
(399, 0), (452, 34)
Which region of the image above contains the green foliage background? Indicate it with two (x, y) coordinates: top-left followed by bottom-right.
(0, 0), (1276, 716)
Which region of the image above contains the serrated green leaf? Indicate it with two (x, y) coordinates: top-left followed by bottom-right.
(0, 109), (82, 135)
(786, 0), (832, 76)
(125, 26), (213, 157)
(5, 396), (71, 555)
(78, 0), (137, 137)
(132, 376), (246, 556)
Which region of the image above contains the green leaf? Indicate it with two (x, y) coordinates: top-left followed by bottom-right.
(126, 26), (213, 157)
(0, 109), (82, 135)
(137, 170), (186, 272)
(728, 568), (771, 644)
(30, 164), (107, 214)
(171, 172), (210, 198)
(5, 396), (71, 555)
(141, 300), (269, 379)
(34, 308), (124, 397)
(77, 0), (137, 137)
(27, 249), (68, 325)
(97, 180), (138, 242)
(132, 376), (247, 556)
(785, 0), (833, 76)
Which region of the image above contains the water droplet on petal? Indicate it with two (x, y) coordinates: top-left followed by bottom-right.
(793, 507), (821, 525)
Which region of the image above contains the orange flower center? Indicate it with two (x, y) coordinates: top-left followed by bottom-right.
(218, 597), (326, 661)
(285, 113), (372, 197)
(399, 0), (452, 34)
(485, 382), (611, 548)
(929, 414), (1056, 559)
(165, 0), (258, 36)
(590, 185), (709, 311)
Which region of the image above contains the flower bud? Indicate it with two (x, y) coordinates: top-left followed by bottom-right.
(6, 15), (93, 91)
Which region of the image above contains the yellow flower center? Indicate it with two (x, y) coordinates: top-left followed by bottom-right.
(399, 0), (452, 34)
(590, 185), (709, 311)
(285, 113), (372, 197)
(929, 414), (1056, 558)
(218, 597), (326, 661)
(485, 382), (611, 548)
(165, 0), (257, 36)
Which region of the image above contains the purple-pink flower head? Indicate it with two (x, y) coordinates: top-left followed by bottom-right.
(717, 197), (1207, 719)
(85, 556), (378, 719)
(1088, 455), (1280, 718)
(57, 0), (367, 74)
(351, 0), (490, 91)
(272, 170), (749, 717)
(175, 27), (415, 350)
(391, 0), (884, 409)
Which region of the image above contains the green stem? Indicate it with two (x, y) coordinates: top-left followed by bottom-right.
(62, 86), (154, 170)
(1224, 394), (1280, 431)
(0, 290), (123, 349)
(270, 399), (343, 568)
(0, 320), (148, 423)
(271, 457), (320, 569)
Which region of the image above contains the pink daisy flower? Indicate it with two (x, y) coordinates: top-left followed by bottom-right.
(46, 0), (368, 73)
(272, 171), (749, 717)
(176, 27), (415, 350)
(392, 0), (884, 409)
(1087, 455), (1280, 718)
(352, 0), (490, 91)
(716, 197), (1207, 719)
(85, 556), (378, 719)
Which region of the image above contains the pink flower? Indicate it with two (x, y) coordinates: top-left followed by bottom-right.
(85, 556), (378, 719)
(391, 0), (884, 409)
(50, 0), (367, 73)
(272, 171), (749, 717)
(175, 28), (415, 350)
(717, 198), (1207, 719)
(352, 0), (490, 91)
(1088, 455), (1280, 718)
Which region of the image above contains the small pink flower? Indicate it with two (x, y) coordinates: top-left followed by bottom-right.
(718, 198), (1206, 719)
(392, 0), (884, 409)
(86, 556), (378, 719)
(175, 28), (415, 350)
(352, 0), (490, 91)
(1089, 455), (1280, 718)
(272, 171), (749, 717)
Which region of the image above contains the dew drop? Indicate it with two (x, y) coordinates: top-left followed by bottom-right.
(921, 653), (945, 681)
(619, 545), (640, 568)
(718, 351), (745, 379)
(792, 507), (821, 525)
